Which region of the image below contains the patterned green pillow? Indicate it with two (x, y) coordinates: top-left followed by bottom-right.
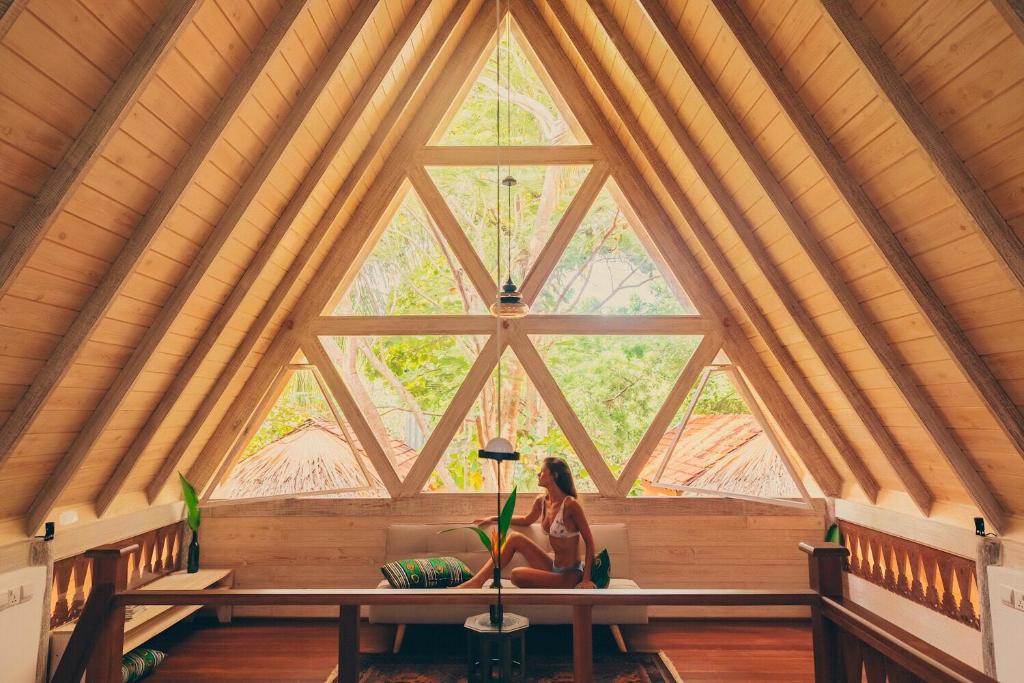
(381, 556), (473, 588)
(122, 647), (166, 683)
(591, 548), (612, 589)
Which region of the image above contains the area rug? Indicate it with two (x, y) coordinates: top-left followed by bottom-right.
(325, 651), (683, 682)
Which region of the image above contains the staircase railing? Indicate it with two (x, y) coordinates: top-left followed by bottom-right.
(53, 541), (996, 683)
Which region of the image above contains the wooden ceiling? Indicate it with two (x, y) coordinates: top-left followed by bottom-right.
(0, 0), (1021, 541)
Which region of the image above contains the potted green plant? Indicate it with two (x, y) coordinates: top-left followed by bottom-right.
(179, 473), (201, 573)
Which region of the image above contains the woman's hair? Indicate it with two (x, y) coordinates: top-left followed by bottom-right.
(543, 456), (578, 498)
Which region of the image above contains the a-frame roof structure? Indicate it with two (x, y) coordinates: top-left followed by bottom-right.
(0, 0), (1022, 541)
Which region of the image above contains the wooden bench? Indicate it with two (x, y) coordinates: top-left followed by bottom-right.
(47, 522), (234, 678)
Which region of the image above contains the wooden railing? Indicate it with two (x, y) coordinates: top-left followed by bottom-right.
(54, 541), (995, 683)
(838, 520), (980, 628)
(50, 521), (183, 629)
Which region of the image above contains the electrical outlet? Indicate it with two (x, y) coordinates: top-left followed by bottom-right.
(1016, 590), (1024, 612)
(1, 588), (17, 610)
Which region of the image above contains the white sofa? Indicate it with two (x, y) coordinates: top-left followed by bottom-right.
(368, 523), (647, 651)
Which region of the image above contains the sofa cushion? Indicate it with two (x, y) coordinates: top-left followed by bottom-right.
(381, 556), (472, 589)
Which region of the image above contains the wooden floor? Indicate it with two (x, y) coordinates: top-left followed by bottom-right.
(146, 618), (813, 682)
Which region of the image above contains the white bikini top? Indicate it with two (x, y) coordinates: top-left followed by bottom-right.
(544, 496), (580, 539)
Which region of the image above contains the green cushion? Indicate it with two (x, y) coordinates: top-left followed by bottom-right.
(121, 647), (165, 683)
(381, 556), (473, 588)
(591, 548), (611, 589)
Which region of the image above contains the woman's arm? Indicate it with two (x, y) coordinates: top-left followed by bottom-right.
(568, 499), (597, 588)
(473, 495), (543, 527)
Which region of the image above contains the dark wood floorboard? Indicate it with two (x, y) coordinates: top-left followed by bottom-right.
(145, 618), (813, 682)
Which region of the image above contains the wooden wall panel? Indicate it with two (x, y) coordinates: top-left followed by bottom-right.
(201, 497), (826, 608)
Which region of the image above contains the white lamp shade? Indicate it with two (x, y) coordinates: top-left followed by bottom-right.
(482, 437), (515, 453)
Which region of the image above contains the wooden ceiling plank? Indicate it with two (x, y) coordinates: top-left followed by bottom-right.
(711, 0), (1024, 469)
(533, 0), (844, 498)
(408, 164), (497, 301)
(582, 0), (890, 503)
(30, 0), (382, 531)
(988, 0), (1024, 44)
(418, 145), (603, 165)
(399, 335), (502, 496)
(640, 0), (1009, 526)
(0, 0), (202, 300)
(96, 0), (429, 516)
(3, 1), (309, 529)
(821, 0), (1024, 299)
(507, 324), (620, 495)
(303, 336), (403, 497)
(174, 0), (492, 500)
(615, 333), (723, 496)
(519, 163), (610, 304)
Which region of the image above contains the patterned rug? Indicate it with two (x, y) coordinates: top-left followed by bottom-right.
(325, 651), (683, 682)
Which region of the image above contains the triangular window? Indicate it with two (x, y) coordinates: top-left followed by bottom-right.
(531, 335), (704, 478)
(210, 368), (388, 500)
(639, 366), (804, 502)
(435, 19), (586, 145)
(426, 165), (591, 285)
(424, 347), (596, 494)
(333, 188), (485, 315)
(319, 335), (486, 479)
(532, 183), (696, 314)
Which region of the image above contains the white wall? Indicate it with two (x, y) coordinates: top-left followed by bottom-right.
(0, 565), (47, 683)
(989, 566), (1024, 682)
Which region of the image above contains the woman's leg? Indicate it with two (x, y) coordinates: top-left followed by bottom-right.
(457, 532), (552, 588)
(509, 567), (581, 589)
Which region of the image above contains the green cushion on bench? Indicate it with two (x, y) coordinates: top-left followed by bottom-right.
(381, 556), (472, 588)
(122, 647), (165, 683)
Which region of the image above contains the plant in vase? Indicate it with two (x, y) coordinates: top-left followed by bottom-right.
(443, 486), (517, 623)
(179, 473), (201, 573)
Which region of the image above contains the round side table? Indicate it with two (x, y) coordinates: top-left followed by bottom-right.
(464, 612), (529, 682)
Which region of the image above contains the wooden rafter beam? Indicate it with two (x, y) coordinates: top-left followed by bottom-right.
(638, 0), (1010, 524)
(95, 0), (434, 515)
(303, 337), (403, 497)
(417, 145), (602, 165)
(26, 0), (382, 532)
(520, 163), (609, 304)
(399, 334), (503, 496)
(820, 0), (1024, 298)
(0, 1), (309, 498)
(408, 165), (496, 301)
(0, 0), (27, 43)
(577, 0), (891, 502)
(533, 0), (844, 497)
(0, 0), (201, 300)
(712, 2), (1024, 472)
(178, 1), (498, 499)
(615, 333), (722, 496)
(309, 314), (713, 336)
(506, 324), (619, 495)
(800, 0), (1024, 463)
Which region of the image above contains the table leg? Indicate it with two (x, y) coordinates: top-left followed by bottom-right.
(573, 605), (593, 682)
(338, 605), (360, 683)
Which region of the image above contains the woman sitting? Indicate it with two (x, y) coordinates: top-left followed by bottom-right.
(457, 456), (597, 589)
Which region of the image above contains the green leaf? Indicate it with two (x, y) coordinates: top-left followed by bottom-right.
(498, 486), (518, 547)
(179, 472), (200, 531)
(440, 526), (492, 554)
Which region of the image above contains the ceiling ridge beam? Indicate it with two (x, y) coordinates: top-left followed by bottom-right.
(988, 0), (1024, 43)
(710, 0), (1024, 468)
(820, 0), (1024, 299)
(580, 0), (890, 504)
(178, 0), (495, 498)
(96, 0), (432, 516)
(0, 0), (201, 299)
(28, 0), (383, 532)
(0, 0), (309, 495)
(639, 0), (1005, 527)
(517, 0), (841, 496)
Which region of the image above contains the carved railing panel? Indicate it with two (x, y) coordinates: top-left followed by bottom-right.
(49, 521), (184, 629)
(838, 520), (979, 630)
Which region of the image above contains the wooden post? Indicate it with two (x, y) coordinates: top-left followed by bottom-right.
(800, 542), (848, 683)
(339, 605), (360, 683)
(85, 545), (133, 683)
(976, 538), (1002, 677)
(573, 604), (593, 682)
